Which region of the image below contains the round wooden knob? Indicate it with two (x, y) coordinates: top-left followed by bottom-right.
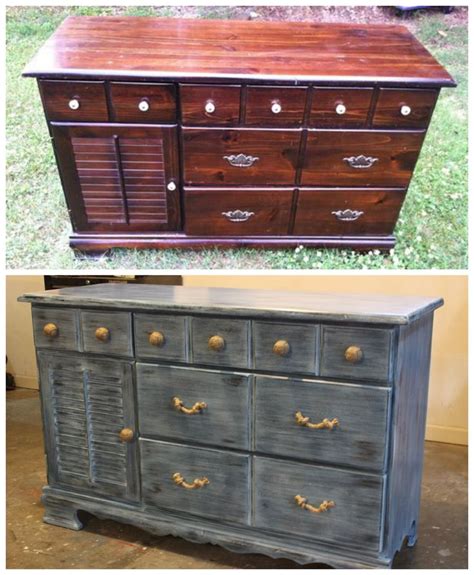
(149, 331), (165, 347)
(344, 346), (363, 363)
(273, 339), (290, 357)
(119, 428), (134, 442)
(95, 327), (110, 342)
(208, 335), (225, 352)
(43, 323), (58, 338)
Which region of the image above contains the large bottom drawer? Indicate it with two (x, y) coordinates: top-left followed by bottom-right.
(255, 456), (385, 551)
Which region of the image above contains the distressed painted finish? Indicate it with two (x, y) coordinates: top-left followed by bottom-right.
(32, 306), (80, 351)
(81, 311), (133, 357)
(134, 313), (188, 362)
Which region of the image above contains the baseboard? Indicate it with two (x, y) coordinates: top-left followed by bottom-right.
(13, 375), (39, 390)
(426, 424), (467, 446)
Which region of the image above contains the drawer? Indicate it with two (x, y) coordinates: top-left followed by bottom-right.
(110, 82), (176, 123)
(40, 80), (108, 122)
(81, 311), (133, 357)
(32, 306), (79, 351)
(245, 86), (307, 126)
(253, 321), (318, 374)
(141, 439), (250, 524)
(254, 456), (384, 550)
(310, 87), (373, 127)
(373, 88), (438, 129)
(180, 85), (241, 126)
(134, 313), (187, 362)
(293, 188), (406, 236)
(302, 130), (425, 187)
(136, 364), (251, 449)
(184, 189), (293, 236)
(191, 317), (250, 369)
(320, 325), (394, 383)
(182, 128), (301, 185)
(255, 377), (390, 471)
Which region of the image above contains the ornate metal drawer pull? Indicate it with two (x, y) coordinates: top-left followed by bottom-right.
(172, 472), (210, 490)
(294, 495), (335, 514)
(223, 153), (259, 168)
(331, 209), (364, 221)
(343, 155), (379, 169)
(172, 396), (207, 415)
(222, 210), (255, 222)
(295, 411), (339, 430)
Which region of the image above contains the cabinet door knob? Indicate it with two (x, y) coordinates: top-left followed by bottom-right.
(294, 495), (335, 513)
(205, 100), (216, 114)
(43, 323), (58, 338)
(68, 98), (80, 110)
(295, 411), (339, 429)
(138, 99), (150, 112)
(400, 104), (412, 116)
(208, 335), (225, 352)
(95, 327), (110, 342)
(119, 428), (134, 442)
(271, 101), (282, 114)
(172, 472), (209, 490)
(273, 339), (290, 356)
(344, 345), (363, 363)
(335, 103), (346, 115)
(167, 181), (177, 192)
(149, 331), (165, 347)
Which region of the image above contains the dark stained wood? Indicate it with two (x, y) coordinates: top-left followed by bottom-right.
(184, 189), (293, 236)
(310, 87), (373, 128)
(245, 87), (307, 127)
(180, 85), (241, 126)
(372, 88), (439, 129)
(110, 82), (176, 123)
(293, 188), (406, 236)
(40, 80), (109, 122)
(24, 17), (456, 87)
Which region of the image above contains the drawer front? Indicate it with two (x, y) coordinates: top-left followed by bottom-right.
(253, 322), (318, 374)
(141, 439), (250, 524)
(40, 80), (108, 122)
(255, 377), (390, 471)
(182, 128), (301, 185)
(184, 189), (293, 236)
(302, 130), (425, 187)
(137, 364), (251, 450)
(180, 85), (241, 126)
(255, 457), (384, 550)
(81, 311), (133, 357)
(320, 325), (394, 383)
(110, 82), (176, 123)
(310, 87), (373, 128)
(134, 313), (187, 362)
(32, 307), (79, 351)
(373, 88), (438, 129)
(245, 86), (307, 126)
(294, 189), (406, 236)
(191, 317), (250, 369)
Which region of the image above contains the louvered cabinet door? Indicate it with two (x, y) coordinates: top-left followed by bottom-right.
(51, 124), (180, 232)
(37, 352), (140, 502)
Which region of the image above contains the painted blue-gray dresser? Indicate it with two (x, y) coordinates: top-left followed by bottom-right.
(19, 284), (443, 568)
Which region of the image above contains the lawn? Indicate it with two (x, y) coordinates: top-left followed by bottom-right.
(5, 6), (468, 270)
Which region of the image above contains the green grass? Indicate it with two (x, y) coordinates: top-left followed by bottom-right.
(6, 7), (468, 270)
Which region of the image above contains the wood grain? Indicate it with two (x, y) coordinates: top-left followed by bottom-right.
(245, 86), (307, 126)
(81, 310), (133, 357)
(180, 84), (241, 125)
(372, 88), (439, 129)
(134, 313), (188, 362)
(40, 80), (109, 122)
(310, 87), (373, 128)
(110, 82), (176, 123)
(32, 306), (80, 351)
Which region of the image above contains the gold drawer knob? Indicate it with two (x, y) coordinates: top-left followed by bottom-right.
(119, 428), (134, 442)
(43, 323), (58, 338)
(149, 331), (165, 347)
(172, 396), (207, 415)
(295, 495), (335, 514)
(173, 472), (209, 490)
(273, 339), (290, 357)
(95, 327), (110, 342)
(295, 411), (339, 430)
(208, 335), (225, 352)
(344, 345), (363, 363)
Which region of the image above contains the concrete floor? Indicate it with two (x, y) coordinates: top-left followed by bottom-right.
(7, 388), (468, 569)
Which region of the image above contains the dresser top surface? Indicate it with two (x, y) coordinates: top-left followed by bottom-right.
(20, 283), (443, 325)
(23, 16), (455, 86)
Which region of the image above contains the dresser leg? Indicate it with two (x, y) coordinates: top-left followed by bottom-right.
(406, 521), (418, 547)
(42, 495), (84, 531)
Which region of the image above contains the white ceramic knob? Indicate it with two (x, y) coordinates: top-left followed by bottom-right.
(335, 103), (346, 115)
(271, 102), (282, 114)
(68, 99), (80, 110)
(167, 181), (177, 192)
(138, 100), (150, 112)
(205, 100), (216, 114)
(400, 105), (411, 116)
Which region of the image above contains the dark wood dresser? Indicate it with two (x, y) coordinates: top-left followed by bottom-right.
(23, 17), (455, 253)
(20, 284), (443, 568)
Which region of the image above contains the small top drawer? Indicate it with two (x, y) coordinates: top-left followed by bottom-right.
(320, 325), (394, 383)
(40, 80), (108, 122)
(310, 87), (373, 128)
(32, 306), (79, 351)
(110, 82), (176, 123)
(245, 86), (307, 127)
(191, 317), (250, 368)
(81, 311), (133, 357)
(180, 85), (241, 125)
(372, 88), (438, 129)
(134, 313), (187, 361)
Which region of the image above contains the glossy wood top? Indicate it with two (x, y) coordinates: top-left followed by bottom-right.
(23, 17), (455, 87)
(19, 284), (443, 325)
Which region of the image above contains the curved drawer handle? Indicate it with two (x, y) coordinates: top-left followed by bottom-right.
(294, 495), (335, 513)
(343, 155), (379, 169)
(172, 396), (207, 415)
(295, 411), (339, 430)
(331, 209), (364, 222)
(223, 154), (259, 168)
(172, 472), (210, 490)
(222, 210), (255, 222)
